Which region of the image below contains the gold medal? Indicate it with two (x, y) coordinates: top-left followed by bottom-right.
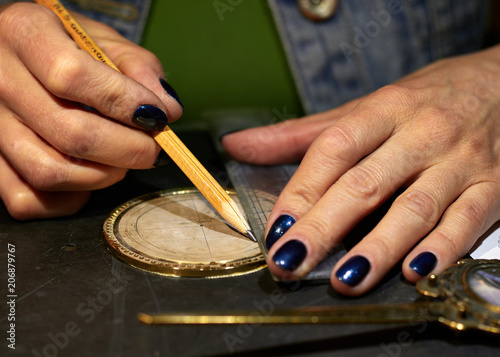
(103, 188), (274, 278)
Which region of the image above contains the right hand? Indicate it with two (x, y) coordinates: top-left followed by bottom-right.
(0, 2), (183, 220)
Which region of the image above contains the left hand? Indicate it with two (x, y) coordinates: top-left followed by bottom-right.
(222, 45), (500, 296)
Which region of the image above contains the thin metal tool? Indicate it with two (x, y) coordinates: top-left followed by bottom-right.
(138, 259), (500, 334)
(225, 161), (294, 255)
(207, 112), (345, 281)
(225, 161), (346, 281)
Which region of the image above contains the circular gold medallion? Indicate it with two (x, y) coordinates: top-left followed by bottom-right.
(103, 188), (271, 278)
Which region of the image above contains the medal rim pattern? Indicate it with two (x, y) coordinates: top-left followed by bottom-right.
(102, 187), (268, 279)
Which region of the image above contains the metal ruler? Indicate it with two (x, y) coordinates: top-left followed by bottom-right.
(207, 111), (345, 281)
(225, 160), (345, 281)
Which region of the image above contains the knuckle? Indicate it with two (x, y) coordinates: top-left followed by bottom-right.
(371, 84), (416, 110)
(339, 165), (383, 204)
(395, 189), (440, 225)
(3, 190), (90, 221)
(25, 157), (68, 191)
(0, 3), (49, 42)
(127, 139), (156, 169)
(313, 125), (358, 164)
(410, 107), (464, 155)
(430, 230), (462, 258)
(55, 116), (99, 159)
(286, 184), (321, 209)
(463, 134), (489, 159)
(45, 52), (87, 98)
(417, 107), (458, 138)
(69, 138), (97, 160)
(298, 218), (333, 253)
(3, 192), (37, 221)
(69, 132), (97, 159)
(366, 236), (396, 261)
(97, 77), (130, 117)
(453, 196), (488, 230)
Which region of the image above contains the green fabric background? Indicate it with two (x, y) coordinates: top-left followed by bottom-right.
(141, 0), (303, 129)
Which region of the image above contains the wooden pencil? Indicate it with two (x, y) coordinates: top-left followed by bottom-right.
(34, 0), (255, 240)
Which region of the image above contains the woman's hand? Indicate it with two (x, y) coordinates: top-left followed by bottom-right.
(0, 2), (183, 219)
(222, 45), (500, 296)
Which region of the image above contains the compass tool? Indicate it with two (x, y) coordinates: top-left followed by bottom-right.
(138, 259), (500, 334)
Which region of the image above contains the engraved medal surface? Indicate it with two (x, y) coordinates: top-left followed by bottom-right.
(103, 188), (274, 278)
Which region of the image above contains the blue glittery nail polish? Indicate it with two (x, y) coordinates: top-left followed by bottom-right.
(272, 240), (307, 271)
(410, 252), (437, 276)
(132, 105), (168, 131)
(160, 78), (183, 108)
(336, 256), (370, 287)
(266, 215), (295, 250)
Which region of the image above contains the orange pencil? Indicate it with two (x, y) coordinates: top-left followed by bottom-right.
(34, 0), (255, 241)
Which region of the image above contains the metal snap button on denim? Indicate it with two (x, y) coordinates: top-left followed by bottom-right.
(297, 0), (339, 21)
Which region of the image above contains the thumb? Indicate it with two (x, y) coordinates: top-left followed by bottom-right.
(75, 13), (184, 122)
(222, 98), (363, 165)
(221, 114), (333, 165)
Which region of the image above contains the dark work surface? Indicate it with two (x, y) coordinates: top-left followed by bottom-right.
(1, 131), (499, 357)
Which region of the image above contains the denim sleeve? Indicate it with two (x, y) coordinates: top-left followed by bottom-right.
(269, 0), (489, 114)
(60, 0), (152, 44)
(0, 0), (152, 44)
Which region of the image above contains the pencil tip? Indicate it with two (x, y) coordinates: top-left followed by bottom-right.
(246, 230), (258, 243)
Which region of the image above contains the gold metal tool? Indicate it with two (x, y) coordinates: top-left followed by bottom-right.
(138, 259), (500, 334)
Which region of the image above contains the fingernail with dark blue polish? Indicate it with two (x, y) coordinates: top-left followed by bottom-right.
(160, 78), (183, 108)
(272, 240), (307, 271)
(410, 252), (437, 276)
(132, 105), (168, 131)
(153, 150), (172, 167)
(336, 256), (370, 287)
(266, 215), (295, 250)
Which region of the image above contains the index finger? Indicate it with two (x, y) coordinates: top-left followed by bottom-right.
(264, 86), (416, 277)
(8, 4), (177, 127)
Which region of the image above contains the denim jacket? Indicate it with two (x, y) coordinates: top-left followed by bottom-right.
(269, 0), (488, 114)
(0, 0), (152, 44)
(1, 0), (488, 114)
